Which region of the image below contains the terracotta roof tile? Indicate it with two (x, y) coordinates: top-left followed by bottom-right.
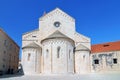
(91, 41), (120, 53)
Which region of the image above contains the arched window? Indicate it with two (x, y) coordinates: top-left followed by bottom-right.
(57, 46), (60, 58)
(46, 49), (49, 58)
(28, 53), (31, 61)
(83, 55), (85, 59)
(69, 50), (71, 59)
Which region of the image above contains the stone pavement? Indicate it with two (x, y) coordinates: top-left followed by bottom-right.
(0, 73), (120, 80)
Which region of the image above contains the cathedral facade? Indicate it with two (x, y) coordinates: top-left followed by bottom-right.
(22, 8), (120, 75)
(22, 8), (90, 74)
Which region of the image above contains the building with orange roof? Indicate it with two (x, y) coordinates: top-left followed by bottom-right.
(91, 41), (120, 53)
(91, 41), (120, 73)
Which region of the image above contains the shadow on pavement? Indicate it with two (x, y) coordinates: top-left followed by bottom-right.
(0, 73), (24, 78)
(0, 64), (24, 78)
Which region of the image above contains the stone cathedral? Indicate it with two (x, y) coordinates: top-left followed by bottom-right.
(22, 8), (120, 75)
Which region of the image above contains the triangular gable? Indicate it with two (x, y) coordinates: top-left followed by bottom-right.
(38, 8), (76, 41)
(76, 44), (90, 51)
(74, 32), (90, 42)
(22, 42), (41, 49)
(22, 29), (39, 40)
(42, 30), (74, 41)
(39, 8), (75, 22)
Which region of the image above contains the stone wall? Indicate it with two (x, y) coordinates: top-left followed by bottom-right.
(22, 8), (91, 75)
(75, 50), (90, 74)
(41, 38), (74, 74)
(0, 29), (19, 74)
(39, 8), (75, 41)
(22, 47), (41, 74)
(91, 51), (120, 73)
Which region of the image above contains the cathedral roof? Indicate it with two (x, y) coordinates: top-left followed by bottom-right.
(39, 8), (75, 22)
(76, 44), (90, 51)
(74, 32), (90, 42)
(23, 29), (39, 35)
(91, 41), (120, 53)
(42, 30), (74, 41)
(47, 30), (69, 38)
(22, 42), (41, 49)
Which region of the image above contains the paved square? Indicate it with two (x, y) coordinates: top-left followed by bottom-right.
(0, 73), (120, 80)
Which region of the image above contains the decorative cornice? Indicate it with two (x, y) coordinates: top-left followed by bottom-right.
(23, 29), (39, 40)
(75, 49), (90, 51)
(74, 32), (90, 42)
(22, 42), (42, 49)
(75, 44), (90, 51)
(23, 29), (39, 35)
(41, 37), (74, 46)
(39, 8), (75, 22)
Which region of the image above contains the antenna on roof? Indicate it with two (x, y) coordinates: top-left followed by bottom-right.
(43, 11), (47, 16)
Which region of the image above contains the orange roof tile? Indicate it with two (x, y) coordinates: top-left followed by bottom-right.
(91, 41), (120, 53)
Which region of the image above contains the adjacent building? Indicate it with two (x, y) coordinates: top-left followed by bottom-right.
(0, 29), (20, 75)
(91, 41), (120, 73)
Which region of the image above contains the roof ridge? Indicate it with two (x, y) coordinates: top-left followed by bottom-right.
(39, 8), (75, 22)
(22, 29), (39, 35)
(91, 40), (120, 53)
(92, 40), (120, 46)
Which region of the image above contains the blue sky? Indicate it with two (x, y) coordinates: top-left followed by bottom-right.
(0, 0), (120, 58)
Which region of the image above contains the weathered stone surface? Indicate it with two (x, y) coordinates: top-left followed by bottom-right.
(22, 8), (90, 75)
(0, 29), (20, 75)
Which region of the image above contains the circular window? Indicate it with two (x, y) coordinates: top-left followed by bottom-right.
(54, 21), (61, 27)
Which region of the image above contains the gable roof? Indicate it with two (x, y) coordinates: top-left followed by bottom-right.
(91, 41), (120, 53)
(39, 8), (75, 22)
(74, 32), (90, 42)
(22, 29), (39, 35)
(42, 30), (74, 41)
(76, 44), (90, 51)
(22, 42), (41, 49)
(0, 28), (20, 48)
(47, 30), (69, 38)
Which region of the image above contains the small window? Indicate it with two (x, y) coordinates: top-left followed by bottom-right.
(69, 50), (71, 59)
(32, 36), (36, 37)
(94, 59), (99, 64)
(9, 44), (12, 49)
(113, 58), (117, 64)
(4, 51), (6, 54)
(54, 21), (61, 27)
(46, 49), (49, 58)
(28, 53), (31, 61)
(4, 40), (7, 46)
(57, 47), (60, 58)
(14, 56), (15, 62)
(3, 58), (5, 61)
(3, 65), (5, 68)
(83, 55), (85, 59)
